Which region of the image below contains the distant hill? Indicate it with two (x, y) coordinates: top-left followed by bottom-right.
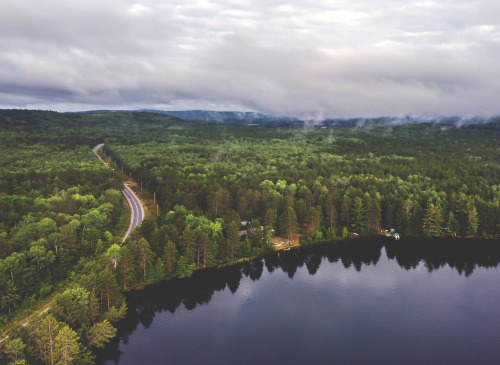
(135, 110), (500, 130)
(1, 108), (499, 131)
(321, 115), (500, 128)
(139, 109), (302, 126)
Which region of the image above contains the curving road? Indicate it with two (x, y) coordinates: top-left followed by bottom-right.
(121, 183), (144, 240)
(92, 143), (144, 241)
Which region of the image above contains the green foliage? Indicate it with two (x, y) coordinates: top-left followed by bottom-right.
(465, 206), (479, 237)
(279, 206), (298, 240)
(53, 325), (80, 365)
(313, 230), (323, 241)
(146, 259), (165, 283)
(102, 302), (127, 323)
(326, 227), (337, 240)
(350, 197), (366, 233)
(176, 256), (194, 279)
(106, 244), (121, 268)
(162, 240), (178, 278)
(3, 337), (26, 364)
(87, 320), (117, 348)
(422, 203), (443, 238)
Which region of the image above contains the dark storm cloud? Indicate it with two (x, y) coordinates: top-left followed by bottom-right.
(1, 0), (499, 117)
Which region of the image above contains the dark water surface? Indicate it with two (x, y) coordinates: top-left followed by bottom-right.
(96, 237), (500, 365)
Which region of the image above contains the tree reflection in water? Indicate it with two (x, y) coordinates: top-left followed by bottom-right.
(95, 237), (500, 364)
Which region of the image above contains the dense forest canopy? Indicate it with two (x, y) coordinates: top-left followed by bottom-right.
(0, 109), (499, 364)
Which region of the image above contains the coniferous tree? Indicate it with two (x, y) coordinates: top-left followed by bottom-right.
(118, 245), (135, 289)
(325, 204), (338, 230)
(350, 197), (366, 233)
(466, 206), (479, 237)
(87, 320), (117, 348)
(279, 206), (298, 241)
(179, 228), (196, 264)
(135, 238), (154, 280)
(366, 199), (381, 232)
(444, 211), (459, 236)
(162, 240), (178, 278)
(422, 203), (443, 237)
(54, 325), (80, 365)
(341, 196), (351, 227)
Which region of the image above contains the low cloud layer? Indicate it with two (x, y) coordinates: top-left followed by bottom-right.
(1, 0), (500, 117)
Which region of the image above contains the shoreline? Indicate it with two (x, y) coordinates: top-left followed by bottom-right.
(123, 234), (500, 293)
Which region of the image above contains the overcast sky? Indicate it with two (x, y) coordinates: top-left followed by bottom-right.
(1, 0), (499, 117)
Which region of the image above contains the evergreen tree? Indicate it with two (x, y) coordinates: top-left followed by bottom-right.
(53, 325), (80, 365)
(3, 338), (26, 364)
(87, 320), (117, 348)
(350, 197), (366, 233)
(325, 204), (338, 230)
(279, 206), (298, 241)
(465, 206), (479, 237)
(162, 240), (178, 278)
(263, 208), (277, 233)
(444, 211), (459, 236)
(135, 238), (154, 279)
(341, 196), (351, 227)
(32, 314), (61, 365)
(118, 245), (135, 289)
(366, 199), (381, 232)
(422, 203), (443, 237)
(179, 228), (196, 264)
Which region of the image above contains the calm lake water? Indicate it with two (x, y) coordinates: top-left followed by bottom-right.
(95, 237), (500, 365)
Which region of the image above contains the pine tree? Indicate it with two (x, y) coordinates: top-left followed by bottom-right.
(325, 204), (338, 230)
(466, 206), (479, 237)
(305, 206), (321, 238)
(53, 325), (79, 365)
(118, 245), (135, 289)
(135, 238), (154, 279)
(264, 208), (277, 232)
(279, 206), (298, 241)
(366, 199), (381, 232)
(422, 203), (443, 237)
(162, 240), (178, 277)
(341, 196), (351, 227)
(179, 228), (196, 264)
(444, 211), (459, 236)
(3, 338), (26, 364)
(87, 320), (117, 348)
(350, 197), (366, 233)
(33, 314), (62, 365)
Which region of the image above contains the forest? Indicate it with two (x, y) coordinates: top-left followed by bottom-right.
(0, 109), (499, 363)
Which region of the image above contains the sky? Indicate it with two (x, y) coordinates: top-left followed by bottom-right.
(1, 0), (499, 118)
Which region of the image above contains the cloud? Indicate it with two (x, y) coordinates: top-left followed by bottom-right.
(1, 0), (499, 117)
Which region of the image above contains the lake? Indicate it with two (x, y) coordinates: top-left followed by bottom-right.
(95, 237), (500, 364)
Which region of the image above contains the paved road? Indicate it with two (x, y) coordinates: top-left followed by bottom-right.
(121, 183), (144, 240)
(92, 143), (143, 241)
